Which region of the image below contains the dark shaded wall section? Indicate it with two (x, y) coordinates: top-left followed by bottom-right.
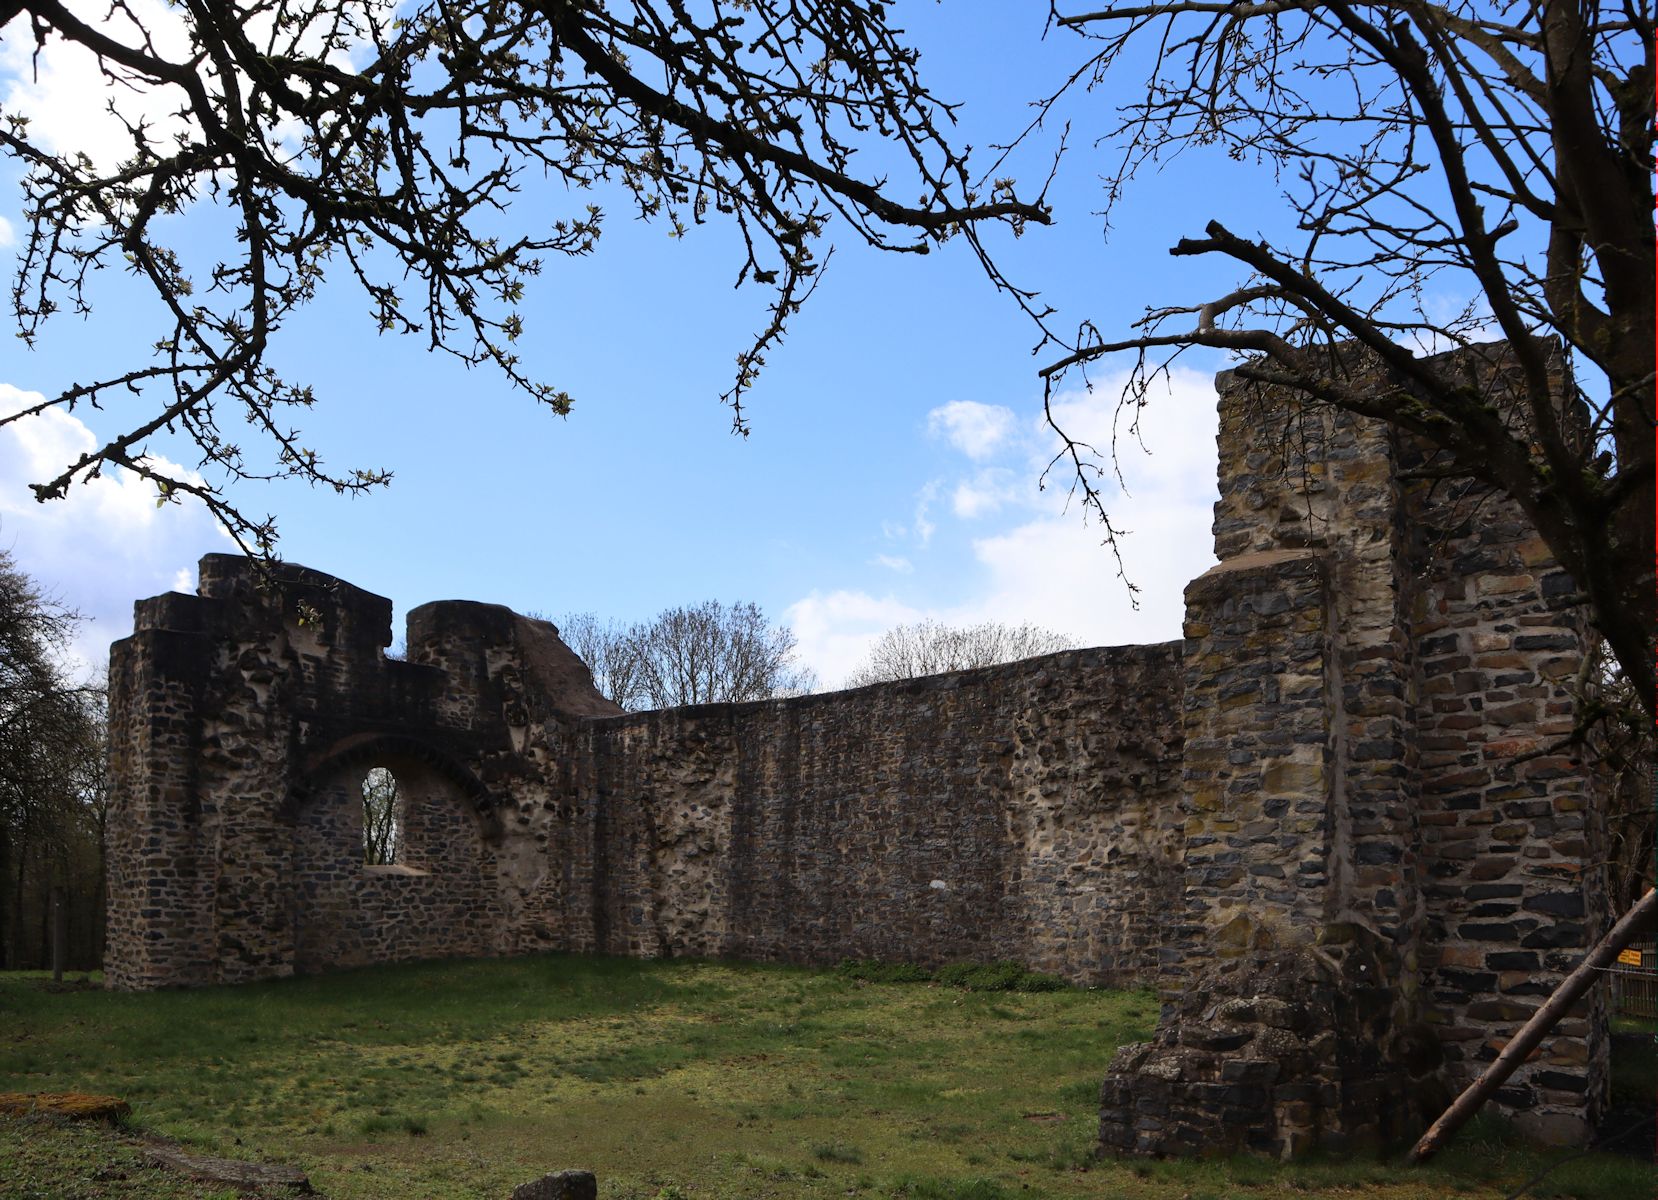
(575, 645), (1184, 984)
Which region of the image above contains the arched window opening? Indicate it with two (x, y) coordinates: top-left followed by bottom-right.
(362, 766), (403, 865)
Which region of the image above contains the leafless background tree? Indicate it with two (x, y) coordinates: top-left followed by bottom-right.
(554, 612), (648, 711)
(361, 766), (401, 867)
(555, 601), (814, 711)
(1037, 0), (1653, 720)
(0, 549), (107, 972)
(0, 0), (1049, 559)
(843, 619), (1076, 689)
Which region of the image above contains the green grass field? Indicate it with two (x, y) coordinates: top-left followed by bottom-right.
(1, 956), (1652, 1200)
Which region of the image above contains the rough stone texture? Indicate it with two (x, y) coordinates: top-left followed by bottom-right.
(574, 646), (1184, 979)
(104, 340), (1609, 1157)
(103, 560), (624, 990)
(105, 563), (1184, 990)
(1098, 343), (1607, 1158)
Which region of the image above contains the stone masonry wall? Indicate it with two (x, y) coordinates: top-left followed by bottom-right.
(105, 560), (1185, 991)
(1396, 363), (1612, 1141)
(104, 556), (623, 989)
(572, 645), (1184, 984)
(1098, 344), (1608, 1159)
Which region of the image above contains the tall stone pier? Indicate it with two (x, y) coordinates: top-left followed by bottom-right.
(1098, 345), (1608, 1156)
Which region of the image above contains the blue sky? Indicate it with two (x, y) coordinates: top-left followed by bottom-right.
(0, 4), (1298, 687)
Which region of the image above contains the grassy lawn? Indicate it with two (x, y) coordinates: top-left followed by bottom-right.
(0, 956), (1653, 1200)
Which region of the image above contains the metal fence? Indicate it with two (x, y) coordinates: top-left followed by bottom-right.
(1608, 940), (1658, 1020)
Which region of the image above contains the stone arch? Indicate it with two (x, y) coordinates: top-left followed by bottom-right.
(295, 732), (500, 840)
(288, 733), (505, 974)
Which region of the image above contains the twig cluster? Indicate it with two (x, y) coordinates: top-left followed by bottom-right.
(1036, 0), (1654, 715)
(0, 1), (1052, 557)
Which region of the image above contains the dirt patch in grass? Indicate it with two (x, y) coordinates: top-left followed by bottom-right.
(2, 1118), (299, 1199)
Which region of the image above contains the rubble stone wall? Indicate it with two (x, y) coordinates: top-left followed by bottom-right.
(104, 565), (1185, 991)
(1097, 345), (1607, 1159)
(574, 645), (1184, 982)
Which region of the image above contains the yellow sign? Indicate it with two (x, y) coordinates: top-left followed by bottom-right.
(1617, 948), (1643, 966)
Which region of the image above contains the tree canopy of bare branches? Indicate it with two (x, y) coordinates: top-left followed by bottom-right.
(0, 0), (1050, 556)
(556, 601), (814, 711)
(361, 765), (400, 866)
(843, 618), (1077, 689)
(1041, 0), (1654, 718)
(0, 548), (107, 969)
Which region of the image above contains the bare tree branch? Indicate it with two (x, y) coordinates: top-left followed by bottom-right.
(1040, 0), (1654, 717)
(1, 1), (1052, 554)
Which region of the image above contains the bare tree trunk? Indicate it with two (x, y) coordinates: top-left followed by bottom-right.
(8, 827), (28, 969)
(0, 820), (10, 971)
(50, 883), (66, 984)
(1411, 887), (1658, 1162)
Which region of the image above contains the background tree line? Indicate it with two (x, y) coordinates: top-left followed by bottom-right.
(554, 604), (1080, 710)
(552, 602), (818, 711)
(842, 620), (1076, 690)
(0, 549), (107, 974)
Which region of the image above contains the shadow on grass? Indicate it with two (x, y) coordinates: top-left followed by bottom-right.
(2, 955), (1654, 1200)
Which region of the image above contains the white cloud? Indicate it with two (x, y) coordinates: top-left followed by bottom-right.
(0, 2), (195, 172)
(1040, 370), (1221, 504)
(912, 479), (938, 546)
(789, 366), (1223, 689)
(872, 554), (912, 573)
(988, 367), (1222, 639)
(0, 3), (380, 189)
(0, 383), (230, 675)
(1410, 291), (1500, 356)
(950, 467), (1018, 519)
(0, 214), (13, 248)
(965, 503), (1212, 648)
(927, 400), (1016, 460)
(786, 589), (927, 689)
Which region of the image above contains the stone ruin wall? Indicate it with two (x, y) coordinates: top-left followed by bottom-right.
(568, 646), (1183, 980)
(105, 560), (1186, 991)
(104, 340), (1611, 1156)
